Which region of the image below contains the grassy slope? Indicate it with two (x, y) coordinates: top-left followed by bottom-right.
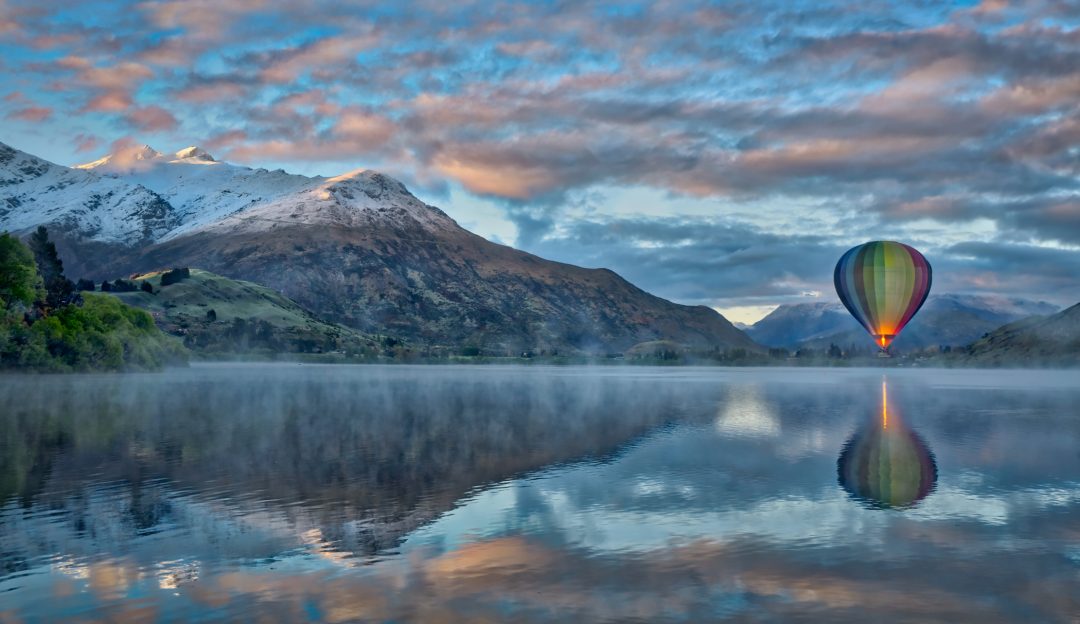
(107, 269), (392, 356)
(116, 269), (320, 326)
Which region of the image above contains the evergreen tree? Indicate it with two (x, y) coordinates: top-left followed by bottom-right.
(27, 226), (75, 310)
(0, 233), (45, 310)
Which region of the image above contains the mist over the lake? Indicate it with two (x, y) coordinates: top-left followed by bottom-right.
(2, 364), (1078, 621)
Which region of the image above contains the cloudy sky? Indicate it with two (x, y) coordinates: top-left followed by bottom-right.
(1, 0), (1077, 322)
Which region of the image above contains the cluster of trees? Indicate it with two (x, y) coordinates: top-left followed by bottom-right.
(0, 227), (185, 371)
(159, 267), (190, 286)
(100, 278), (154, 293)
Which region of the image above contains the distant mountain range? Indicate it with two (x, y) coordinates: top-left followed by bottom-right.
(747, 295), (1060, 352)
(0, 141), (756, 354)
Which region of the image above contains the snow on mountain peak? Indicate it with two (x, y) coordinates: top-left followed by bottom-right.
(0, 141), (177, 244)
(76, 144), (163, 172)
(4, 140), (457, 245)
(173, 146), (215, 162)
(325, 167), (372, 184)
(77, 144), (219, 170)
(318, 168), (412, 201)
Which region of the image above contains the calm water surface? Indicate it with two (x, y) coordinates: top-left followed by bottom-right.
(0, 364), (1078, 622)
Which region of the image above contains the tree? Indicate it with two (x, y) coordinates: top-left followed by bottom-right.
(109, 279), (138, 292)
(0, 233), (44, 311)
(160, 267), (191, 286)
(75, 278), (95, 292)
(27, 226), (75, 310)
(141, 281), (154, 294)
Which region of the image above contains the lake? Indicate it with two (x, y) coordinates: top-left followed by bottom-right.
(1, 364), (1078, 622)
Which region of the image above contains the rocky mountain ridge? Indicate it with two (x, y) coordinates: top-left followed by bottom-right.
(1, 140), (758, 354)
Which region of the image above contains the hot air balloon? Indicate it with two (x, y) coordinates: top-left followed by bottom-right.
(837, 379), (937, 509)
(834, 241), (932, 351)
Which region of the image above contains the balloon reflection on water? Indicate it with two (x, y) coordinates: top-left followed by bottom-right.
(837, 379), (937, 509)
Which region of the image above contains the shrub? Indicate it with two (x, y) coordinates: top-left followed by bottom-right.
(160, 267), (191, 286)
(20, 294), (185, 371)
(141, 281), (154, 294)
(110, 279), (138, 292)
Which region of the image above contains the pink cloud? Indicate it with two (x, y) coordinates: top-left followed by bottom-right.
(28, 33), (80, 50)
(274, 89), (340, 116)
(205, 129), (249, 150)
(333, 109), (395, 145)
(78, 62), (153, 91)
(980, 73), (1080, 115)
(138, 0), (270, 41)
(0, 0), (17, 35)
(862, 56), (978, 110)
(1005, 114), (1080, 160)
(126, 106), (179, 132)
(55, 55), (92, 70)
(138, 37), (200, 67)
(61, 61), (156, 114)
(173, 81), (249, 103)
(259, 35), (378, 84)
(98, 137), (162, 172)
(5, 106), (53, 122)
(72, 133), (103, 153)
(83, 91), (133, 112)
(433, 155), (558, 199)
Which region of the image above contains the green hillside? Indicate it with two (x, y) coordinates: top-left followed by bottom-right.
(1, 230), (184, 372)
(105, 269), (399, 357)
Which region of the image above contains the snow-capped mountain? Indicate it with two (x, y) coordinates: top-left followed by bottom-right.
(0, 140), (758, 353)
(0, 142), (176, 243)
(73, 144), (167, 170)
(745, 301), (850, 348)
(747, 295), (1060, 350)
(1, 140), (456, 247)
(73, 144), (456, 241)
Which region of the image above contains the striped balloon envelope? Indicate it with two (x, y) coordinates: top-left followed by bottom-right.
(833, 241), (932, 350)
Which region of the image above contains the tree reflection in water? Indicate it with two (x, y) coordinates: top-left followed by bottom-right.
(1, 365), (1078, 623)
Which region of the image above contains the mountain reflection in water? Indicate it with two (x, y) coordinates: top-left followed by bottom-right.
(0, 364), (1078, 622)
